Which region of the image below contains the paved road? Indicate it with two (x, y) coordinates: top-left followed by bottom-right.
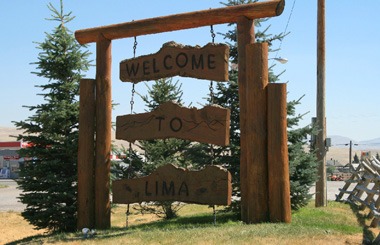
(0, 179), (26, 211)
(309, 181), (346, 200)
(0, 179), (346, 212)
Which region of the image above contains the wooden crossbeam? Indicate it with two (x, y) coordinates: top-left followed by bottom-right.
(356, 185), (380, 195)
(75, 0), (284, 44)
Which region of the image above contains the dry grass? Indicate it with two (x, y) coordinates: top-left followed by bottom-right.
(1, 202), (370, 245)
(327, 147), (380, 166)
(0, 211), (46, 244)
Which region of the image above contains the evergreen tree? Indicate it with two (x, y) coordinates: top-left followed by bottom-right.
(353, 153), (360, 163)
(287, 99), (318, 210)
(13, 1), (90, 232)
(188, 0), (318, 211)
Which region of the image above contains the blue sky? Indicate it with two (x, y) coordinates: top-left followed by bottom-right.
(0, 0), (379, 141)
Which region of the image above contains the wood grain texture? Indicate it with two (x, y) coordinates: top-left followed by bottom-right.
(120, 42), (229, 82)
(95, 36), (112, 229)
(116, 101), (230, 146)
(237, 17), (255, 223)
(245, 43), (268, 223)
(113, 164), (232, 205)
(77, 79), (96, 229)
(75, 0), (285, 44)
(267, 83), (291, 223)
(315, 0), (327, 207)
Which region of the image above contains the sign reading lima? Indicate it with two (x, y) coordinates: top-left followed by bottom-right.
(113, 164), (232, 205)
(120, 41), (229, 82)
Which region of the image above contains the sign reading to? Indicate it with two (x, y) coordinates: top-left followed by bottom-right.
(116, 101), (230, 146)
(120, 41), (229, 82)
(113, 164), (232, 205)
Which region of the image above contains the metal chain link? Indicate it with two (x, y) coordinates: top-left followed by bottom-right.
(130, 84), (135, 114)
(210, 25), (216, 44)
(128, 82), (136, 175)
(209, 81), (214, 105)
(127, 35), (138, 228)
(133, 36), (138, 58)
(209, 25), (216, 168)
(209, 25), (215, 105)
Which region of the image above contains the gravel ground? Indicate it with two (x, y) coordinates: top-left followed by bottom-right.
(0, 179), (25, 211)
(309, 180), (346, 201)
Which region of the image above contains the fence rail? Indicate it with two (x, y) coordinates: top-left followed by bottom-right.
(336, 157), (380, 228)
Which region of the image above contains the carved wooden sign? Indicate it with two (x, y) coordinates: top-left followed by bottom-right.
(116, 101), (230, 146)
(120, 41), (229, 82)
(113, 164), (232, 205)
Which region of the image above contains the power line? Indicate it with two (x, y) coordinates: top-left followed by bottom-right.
(271, 0), (296, 66)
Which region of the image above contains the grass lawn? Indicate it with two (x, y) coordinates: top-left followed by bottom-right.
(3, 201), (377, 244)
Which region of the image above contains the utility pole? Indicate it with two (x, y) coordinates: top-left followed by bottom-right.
(346, 140), (359, 165)
(315, 0), (327, 207)
(349, 140), (352, 164)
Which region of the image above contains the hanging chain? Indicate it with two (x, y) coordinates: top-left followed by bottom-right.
(210, 143), (215, 165)
(126, 204), (130, 228)
(209, 25), (216, 166)
(209, 25), (215, 105)
(129, 36), (137, 169)
(210, 25), (216, 44)
(128, 83), (135, 171)
(127, 36), (138, 228)
(209, 81), (214, 105)
(130, 37), (137, 115)
(130, 84), (135, 114)
(213, 205), (217, 225)
(129, 36), (137, 161)
(133, 36), (138, 58)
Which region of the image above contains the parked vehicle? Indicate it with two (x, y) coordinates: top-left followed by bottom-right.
(0, 168), (10, 179)
(330, 175), (343, 181)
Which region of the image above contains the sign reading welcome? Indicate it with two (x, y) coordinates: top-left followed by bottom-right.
(113, 164), (232, 205)
(120, 41), (229, 82)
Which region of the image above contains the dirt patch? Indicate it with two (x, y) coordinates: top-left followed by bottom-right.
(0, 211), (46, 244)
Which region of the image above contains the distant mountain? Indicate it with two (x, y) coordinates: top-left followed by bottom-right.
(326, 135), (380, 151)
(0, 126), (22, 142)
(328, 135), (358, 147)
(0, 126), (128, 148)
(358, 138), (380, 149)
(359, 138), (380, 145)
(1, 126), (378, 150)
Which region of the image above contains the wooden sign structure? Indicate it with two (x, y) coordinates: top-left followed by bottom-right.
(117, 42), (231, 209)
(76, 0), (290, 230)
(113, 164), (231, 205)
(116, 101), (230, 146)
(120, 42), (229, 82)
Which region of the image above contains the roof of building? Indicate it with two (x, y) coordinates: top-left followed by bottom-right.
(0, 142), (21, 148)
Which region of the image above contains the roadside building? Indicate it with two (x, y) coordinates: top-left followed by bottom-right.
(0, 141), (24, 179)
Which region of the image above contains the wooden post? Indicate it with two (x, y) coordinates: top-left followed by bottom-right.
(267, 83), (291, 223)
(237, 17), (255, 223)
(75, 0), (284, 44)
(315, 0), (327, 207)
(245, 43), (269, 223)
(77, 79), (96, 229)
(95, 35), (112, 229)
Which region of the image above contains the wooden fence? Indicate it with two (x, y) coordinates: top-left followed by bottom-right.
(336, 157), (380, 227)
